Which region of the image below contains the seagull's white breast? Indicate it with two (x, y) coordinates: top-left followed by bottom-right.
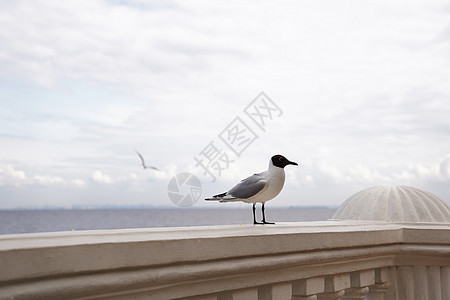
(246, 166), (286, 203)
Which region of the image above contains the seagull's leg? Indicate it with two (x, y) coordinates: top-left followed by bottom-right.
(253, 203), (262, 225)
(262, 203), (275, 224)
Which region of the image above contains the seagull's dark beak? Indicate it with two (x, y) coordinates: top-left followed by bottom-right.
(288, 161), (298, 166)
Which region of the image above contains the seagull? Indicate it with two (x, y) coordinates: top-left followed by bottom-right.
(205, 154), (298, 224)
(135, 150), (161, 171)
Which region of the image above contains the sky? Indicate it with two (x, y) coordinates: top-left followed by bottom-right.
(0, 0), (449, 209)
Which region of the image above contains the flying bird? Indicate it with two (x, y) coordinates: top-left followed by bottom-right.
(205, 154), (298, 224)
(135, 150), (161, 171)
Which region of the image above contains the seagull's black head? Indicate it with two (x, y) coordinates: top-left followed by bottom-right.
(271, 154), (298, 168)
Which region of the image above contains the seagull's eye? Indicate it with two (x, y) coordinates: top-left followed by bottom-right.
(279, 157), (283, 161)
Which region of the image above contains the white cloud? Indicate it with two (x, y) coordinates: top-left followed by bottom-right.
(0, 164), (88, 189)
(91, 170), (112, 184)
(0, 0), (252, 91)
(70, 179), (87, 188)
(0, 0), (449, 208)
(439, 154), (450, 178)
(0, 165), (27, 186)
(32, 175), (64, 186)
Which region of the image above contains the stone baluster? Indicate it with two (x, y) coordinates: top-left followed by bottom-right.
(292, 295), (318, 300)
(427, 266), (442, 300)
(272, 282), (293, 300)
(217, 291), (232, 300)
(231, 287), (258, 300)
(259, 282), (292, 300)
(191, 295), (218, 300)
(217, 288), (259, 300)
(342, 287), (369, 299)
(291, 276), (324, 300)
(397, 266), (414, 300)
(317, 274), (350, 300)
(367, 268), (390, 300)
(292, 295), (317, 300)
(384, 266), (399, 300)
(441, 267), (450, 300)
(317, 290), (345, 300)
(342, 269), (375, 299)
(413, 266), (428, 300)
(368, 283), (389, 300)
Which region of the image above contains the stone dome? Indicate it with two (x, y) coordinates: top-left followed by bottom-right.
(332, 185), (450, 223)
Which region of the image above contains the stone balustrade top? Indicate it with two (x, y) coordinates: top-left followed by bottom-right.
(0, 221), (449, 299)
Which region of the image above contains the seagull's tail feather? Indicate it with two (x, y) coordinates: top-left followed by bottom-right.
(205, 197), (220, 201)
(218, 198), (240, 203)
(205, 192), (239, 202)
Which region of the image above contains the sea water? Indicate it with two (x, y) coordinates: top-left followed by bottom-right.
(0, 207), (336, 235)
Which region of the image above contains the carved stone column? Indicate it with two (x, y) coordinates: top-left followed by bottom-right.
(413, 266), (428, 300)
(271, 282), (292, 300)
(342, 287), (369, 299)
(292, 295), (317, 300)
(368, 282), (390, 300)
(427, 266), (442, 300)
(441, 267), (450, 300)
(342, 269), (374, 299)
(292, 277), (324, 300)
(317, 290), (345, 300)
(259, 283), (292, 300)
(316, 274), (350, 300)
(397, 266), (414, 300)
(230, 287), (258, 300)
(367, 268), (390, 300)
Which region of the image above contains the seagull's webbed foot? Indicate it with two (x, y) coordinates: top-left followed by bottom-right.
(253, 221), (264, 225)
(263, 221), (275, 225)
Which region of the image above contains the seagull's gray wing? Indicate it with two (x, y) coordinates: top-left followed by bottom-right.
(135, 150), (146, 168)
(228, 172), (267, 199)
(148, 166), (161, 171)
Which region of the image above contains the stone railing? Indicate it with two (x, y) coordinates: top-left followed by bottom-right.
(0, 221), (449, 300)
